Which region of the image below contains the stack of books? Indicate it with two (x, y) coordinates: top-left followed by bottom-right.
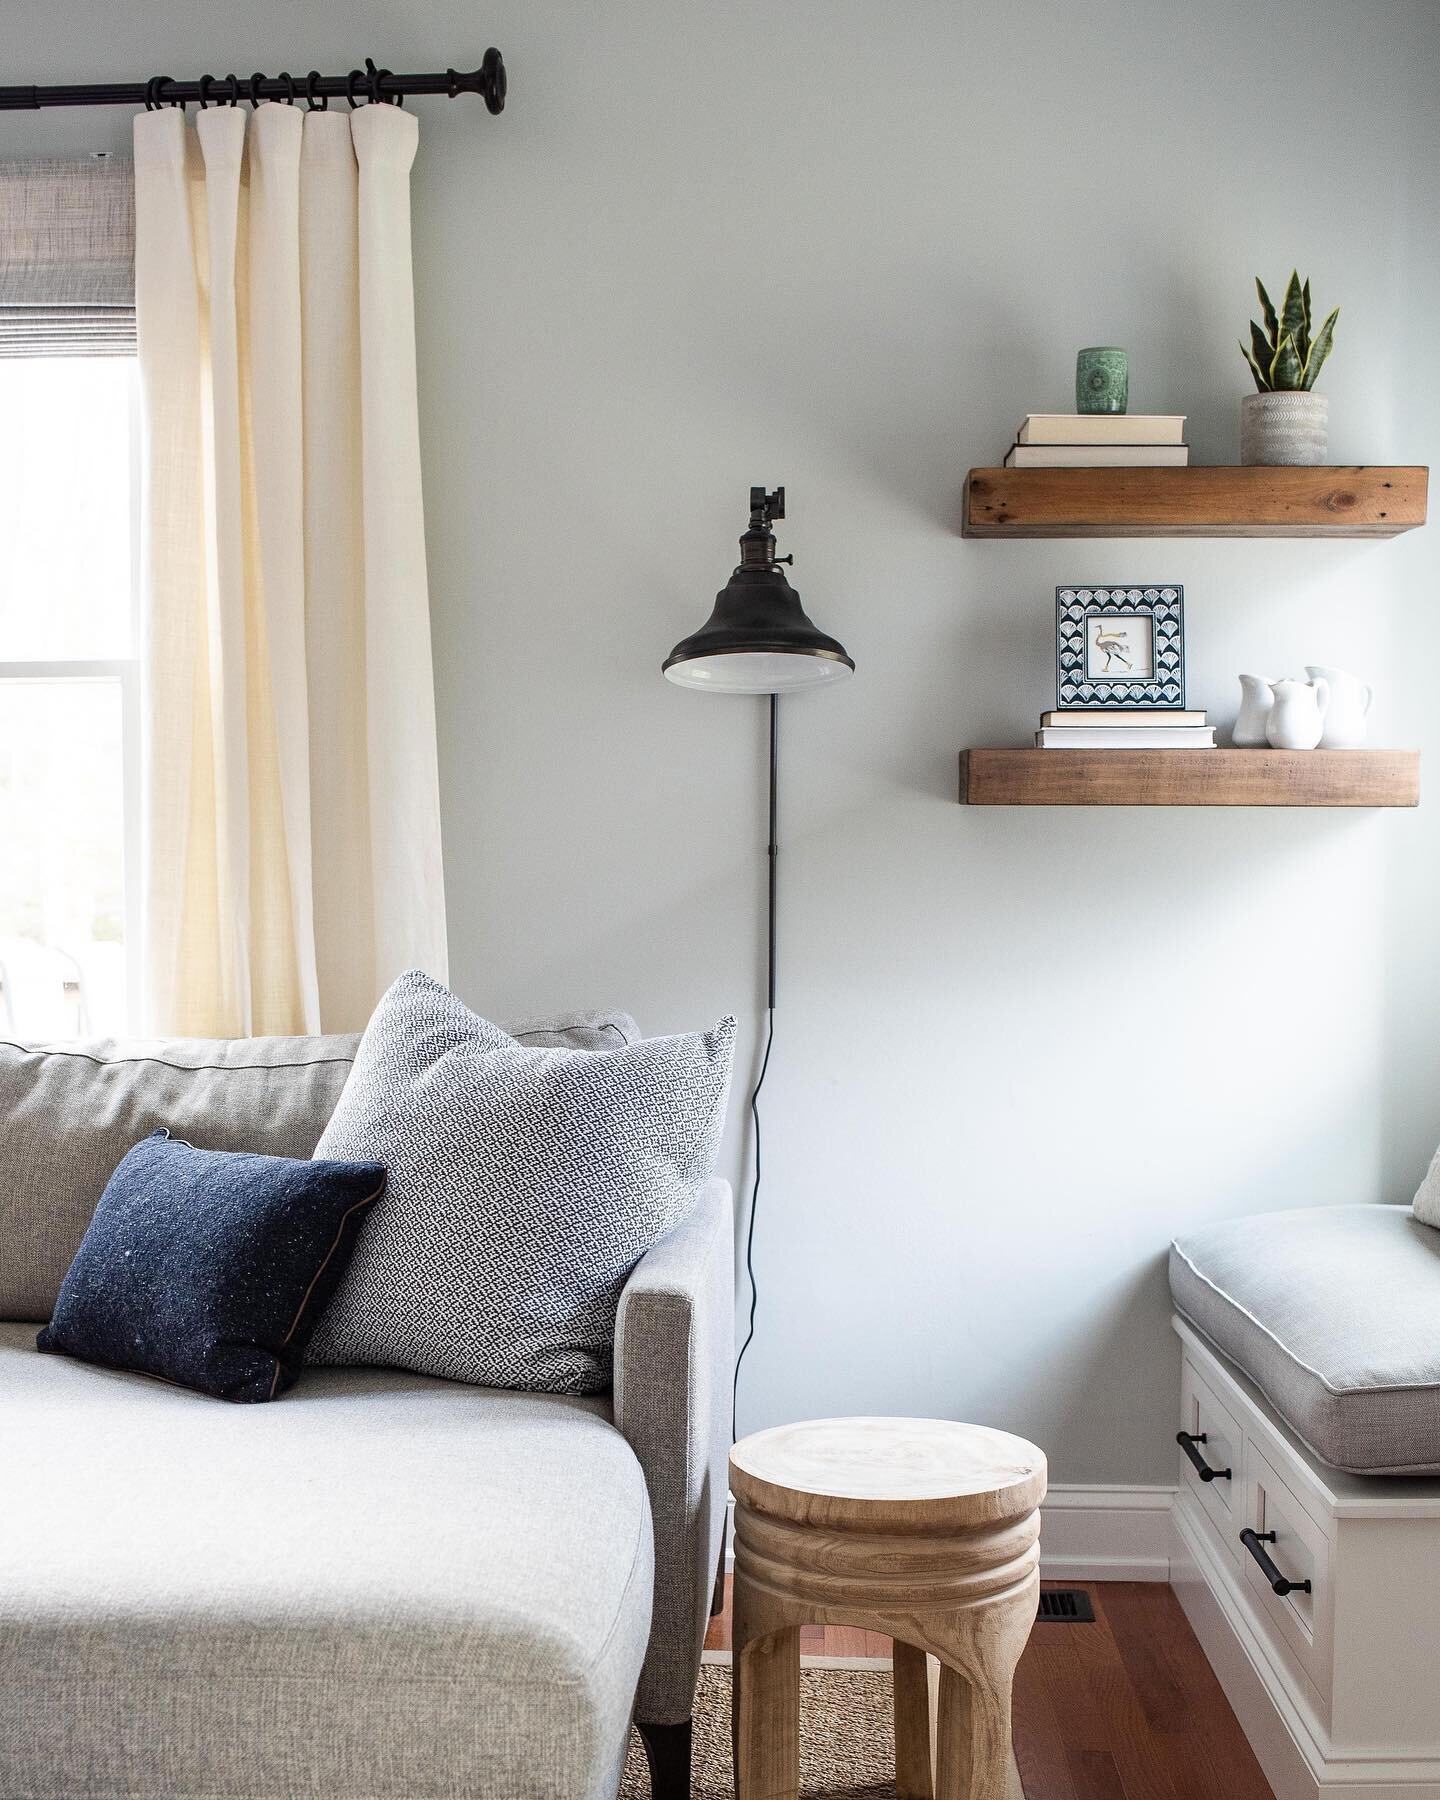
(1036, 708), (1214, 749)
(1004, 414), (1188, 468)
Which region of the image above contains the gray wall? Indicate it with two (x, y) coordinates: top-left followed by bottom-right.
(9, 0), (1440, 1482)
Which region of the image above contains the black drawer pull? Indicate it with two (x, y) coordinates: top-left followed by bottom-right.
(1177, 1430), (1231, 1482)
(1240, 1527), (1312, 1596)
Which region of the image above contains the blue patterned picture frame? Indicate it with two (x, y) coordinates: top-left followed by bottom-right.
(1055, 585), (1186, 709)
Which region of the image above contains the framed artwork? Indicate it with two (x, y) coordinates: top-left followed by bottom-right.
(1055, 585), (1185, 708)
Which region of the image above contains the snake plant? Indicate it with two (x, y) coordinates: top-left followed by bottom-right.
(1240, 272), (1339, 392)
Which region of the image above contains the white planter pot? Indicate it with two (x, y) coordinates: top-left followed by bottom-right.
(1241, 391), (1328, 465)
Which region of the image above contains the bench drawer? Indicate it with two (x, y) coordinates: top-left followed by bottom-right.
(1179, 1358), (1243, 1556)
(1242, 1439), (1332, 1697)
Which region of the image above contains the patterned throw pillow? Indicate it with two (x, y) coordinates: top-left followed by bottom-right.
(308, 972), (735, 1393)
(37, 1131), (386, 1402)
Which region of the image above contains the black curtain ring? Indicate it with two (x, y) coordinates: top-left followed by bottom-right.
(144, 75), (162, 111)
(276, 70), (296, 105)
(223, 73), (240, 107)
(304, 70), (327, 111)
(197, 72), (216, 109)
(345, 68), (366, 108)
(445, 67), (460, 98)
(248, 72), (266, 109)
(366, 59), (397, 105)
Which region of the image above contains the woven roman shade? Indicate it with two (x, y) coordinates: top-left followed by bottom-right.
(0, 155), (135, 356)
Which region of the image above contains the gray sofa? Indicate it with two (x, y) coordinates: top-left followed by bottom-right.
(0, 1026), (732, 1800)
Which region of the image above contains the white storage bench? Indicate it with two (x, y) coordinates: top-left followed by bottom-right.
(1169, 1205), (1440, 1800)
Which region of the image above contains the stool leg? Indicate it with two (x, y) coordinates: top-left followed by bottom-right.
(934, 1662), (1012, 1800)
(892, 1640), (934, 1800)
(925, 1588), (1035, 1800)
(731, 1572), (799, 1800)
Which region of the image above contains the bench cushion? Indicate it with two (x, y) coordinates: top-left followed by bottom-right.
(1170, 1204), (1440, 1475)
(0, 1323), (652, 1799)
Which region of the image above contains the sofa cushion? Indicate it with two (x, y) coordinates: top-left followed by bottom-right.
(511, 1009), (641, 1051)
(309, 972), (735, 1394)
(1170, 1204), (1440, 1475)
(0, 1010), (644, 1325)
(38, 1131), (386, 1402)
(0, 1033), (360, 1322)
(0, 1322), (652, 1800)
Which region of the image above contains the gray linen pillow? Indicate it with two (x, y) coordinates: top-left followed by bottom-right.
(307, 971), (735, 1392)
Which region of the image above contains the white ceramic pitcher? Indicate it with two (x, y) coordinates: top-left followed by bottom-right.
(1266, 676), (1331, 750)
(1233, 674), (1276, 747)
(1306, 665), (1373, 749)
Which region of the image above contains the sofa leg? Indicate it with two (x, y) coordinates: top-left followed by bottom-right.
(637, 1717), (692, 1800)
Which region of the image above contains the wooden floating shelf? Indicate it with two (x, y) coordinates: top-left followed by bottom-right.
(959, 749), (1420, 808)
(962, 465), (1428, 538)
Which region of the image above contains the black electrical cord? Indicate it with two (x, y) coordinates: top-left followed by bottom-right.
(732, 693), (779, 1442)
(732, 1005), (774, 1441)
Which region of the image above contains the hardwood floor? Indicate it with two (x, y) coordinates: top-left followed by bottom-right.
(704, 1578), (1273, 1800)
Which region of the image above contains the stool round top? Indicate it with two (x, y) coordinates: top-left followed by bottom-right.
(729, 1416), (1047, 1530)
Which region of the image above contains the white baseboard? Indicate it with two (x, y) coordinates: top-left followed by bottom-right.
(1035, 1483), (1177, 1581)
(722, 1482), (1177, 1583)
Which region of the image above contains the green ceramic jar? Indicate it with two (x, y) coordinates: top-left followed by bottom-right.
(1076, 346), (1129, 414)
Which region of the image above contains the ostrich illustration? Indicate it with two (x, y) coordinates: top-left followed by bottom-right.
(1092, 623), (1133, 672)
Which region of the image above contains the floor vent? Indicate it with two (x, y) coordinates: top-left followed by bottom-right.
(1037, 1588), (1095, 1623)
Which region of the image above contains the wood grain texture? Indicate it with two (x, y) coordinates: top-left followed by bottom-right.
(731, 1581), (800, 1800)
(893, 1639), (935, 1800)
(958, 748), (1420, 808)
(706, 1579), (1274, 1799)
(962, 465), (1428, 537)
(729, 1416), (1047, 1530)
(730, 1418), (1046, 1800)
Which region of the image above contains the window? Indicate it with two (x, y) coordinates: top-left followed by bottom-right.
(0, 356), (140, 1038)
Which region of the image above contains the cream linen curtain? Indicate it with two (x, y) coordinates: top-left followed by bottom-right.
(133, 101), (447, 1036)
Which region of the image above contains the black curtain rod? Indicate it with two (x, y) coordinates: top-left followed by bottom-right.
(0, 52), (506, 115)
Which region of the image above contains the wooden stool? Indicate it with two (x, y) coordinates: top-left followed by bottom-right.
(729, 1416), (1046, 1800)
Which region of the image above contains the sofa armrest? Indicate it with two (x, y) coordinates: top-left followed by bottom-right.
(614, 1177), (733, 1727)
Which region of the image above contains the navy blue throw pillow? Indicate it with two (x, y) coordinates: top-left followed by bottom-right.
(37, 1130), (386, 1402)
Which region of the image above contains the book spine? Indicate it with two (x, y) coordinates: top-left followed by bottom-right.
(1017, 416), (1187, 446)
(1035, 729), (1216, 748)
(1042, 712), (1206, 726)
(1004, 447), (1190, 467)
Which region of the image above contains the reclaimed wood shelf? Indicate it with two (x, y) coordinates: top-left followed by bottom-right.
(962, 465), (1428, 538)
(959, 749), (1420, 808)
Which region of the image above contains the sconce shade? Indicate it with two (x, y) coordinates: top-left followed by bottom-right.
(663, 566), (855, 693)
(662, 488), (854, 694)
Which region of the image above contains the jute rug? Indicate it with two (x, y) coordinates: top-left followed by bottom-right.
(619, 1657), (1024, 1799)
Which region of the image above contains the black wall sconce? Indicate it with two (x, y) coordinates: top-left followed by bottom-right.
(663, 486), (855, 1433)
